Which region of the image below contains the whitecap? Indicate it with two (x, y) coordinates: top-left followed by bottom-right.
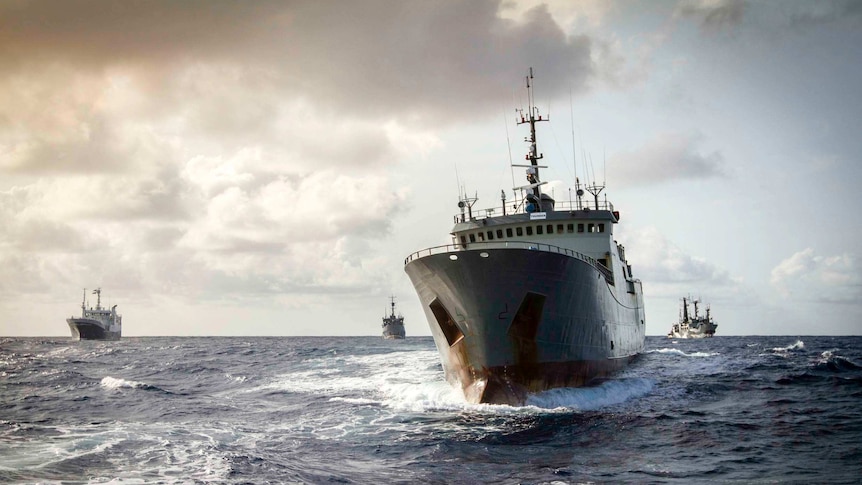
(224, 373), (247, 383)
(771, 340), (805, 352)
(100, 376), (148, 390)
(648, 348), (719, 357)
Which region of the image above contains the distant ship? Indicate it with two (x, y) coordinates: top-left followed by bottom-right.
(67, 288), (122, 340)
(667, 296), (717, 339)
(403, 69), (646, 405)
(382, 296), (406, 340)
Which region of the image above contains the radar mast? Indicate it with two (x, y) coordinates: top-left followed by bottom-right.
(513, 67), (550, 212)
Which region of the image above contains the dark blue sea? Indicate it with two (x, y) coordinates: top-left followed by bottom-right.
(1, 336), (860, 484)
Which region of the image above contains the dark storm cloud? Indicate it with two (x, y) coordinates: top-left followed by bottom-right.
(0, 0), (595, 122)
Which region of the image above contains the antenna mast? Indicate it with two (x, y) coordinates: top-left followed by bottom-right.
(514, 67), (549, 212)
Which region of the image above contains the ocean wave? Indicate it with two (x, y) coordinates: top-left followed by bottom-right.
(771, 340), (805, 352)
(776, 372), (824, 385)
(379, 379), (469, 413)
(810, 351), (861, 372)
(101, 376), (148, 390)
(99, 376), (170, 394)
(526, 378), (655, 411)
(250, 350), (442, 397)
(378, 378), (655, 415)
(649, 348), (720, 358)
(1, 421), (234, 482)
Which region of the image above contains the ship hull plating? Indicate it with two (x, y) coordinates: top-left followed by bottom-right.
(405, 248), (645, 405)
(382, 325), (406, 339)
(67, 318), (121, 341)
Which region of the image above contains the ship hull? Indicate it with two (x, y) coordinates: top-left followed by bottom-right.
(67, 318), (121, 341)
(405, 247), (645, 405)
(382, 325), (406, 339)
(667, 325), (716, 339)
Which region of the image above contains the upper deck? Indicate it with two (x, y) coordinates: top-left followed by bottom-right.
(449, 195), (622, 257)
(453, 198), (616, 226)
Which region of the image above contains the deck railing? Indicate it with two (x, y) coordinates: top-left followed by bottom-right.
(454, 199), (615, 224)
(404, 241), (614, 284)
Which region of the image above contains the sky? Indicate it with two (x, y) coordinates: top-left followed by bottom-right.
(1, 0), (860, 337)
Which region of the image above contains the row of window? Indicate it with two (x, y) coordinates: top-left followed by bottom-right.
(461, 222), (606, 244)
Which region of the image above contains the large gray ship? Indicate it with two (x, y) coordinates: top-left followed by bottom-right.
(404, 69), (646, 405)
(667, 296), (717, 339)
(382, 296), (406, 339)
(67, 288), (122, 340)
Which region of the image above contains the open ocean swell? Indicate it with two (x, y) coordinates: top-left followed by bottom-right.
(1, 335), (861, 483)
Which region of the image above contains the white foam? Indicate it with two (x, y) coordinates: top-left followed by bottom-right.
(378, 379), (470, 413)
(225, 373), (247, 383)
(248, 349), (654, 417)
(649, 348), (720, 357)
(526, 378), (655, 411)
(771, 340), (805, 352)
(248, 350), (443, 398)
(100, 376), (147, 390)
(2, 426), (121, 471)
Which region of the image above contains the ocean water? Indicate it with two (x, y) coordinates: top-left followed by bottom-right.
(1, 336), (860, 484)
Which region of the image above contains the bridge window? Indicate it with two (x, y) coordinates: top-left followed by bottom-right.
(469, 234), (476, 243)
(547, 224), (553, 234)
(598, 223), (605, 233)
(506, 228), (513, 238)
(567, 223), (574, 233)
(516, 227), (523, 236)
(526, 226), (533, 236)
(496, 229), (503, 239)
(588, 223), (594, 233)
(578, 223), (584, 233)
(557, 224), (564, 234)
(478, 232), (485, 241)
(460, 235), (467, 246)
(487, 231), (494, 240)
(536, 225), (543, 235)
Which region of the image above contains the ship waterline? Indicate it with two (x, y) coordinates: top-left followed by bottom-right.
(67, 318), (120, 340)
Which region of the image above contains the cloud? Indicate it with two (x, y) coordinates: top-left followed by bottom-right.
(178, 170), (407, 252)
(786, 0), (862, 28)
(0, 0), (596, 129)
(770, 248), (861, 303)
(0, 160), (407, 299)
(0, 0), (601, 311)
(623, 226), (735, 285)
(675, 0), (747, 33)
(608, 132), (724, 187)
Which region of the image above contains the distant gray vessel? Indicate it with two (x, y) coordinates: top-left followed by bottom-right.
(667, 296), (717, 339)
(382, 296), (405, 340)
(404, 69), (646, 405)
(67, 288), (122, 340)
